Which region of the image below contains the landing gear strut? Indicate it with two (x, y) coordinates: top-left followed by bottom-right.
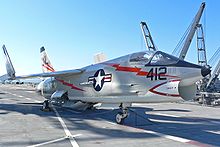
(42, 100), (51, 111)
(116, 107), (129, 124)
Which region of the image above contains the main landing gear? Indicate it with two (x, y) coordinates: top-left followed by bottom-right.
(42, 100), (51, 112)
(115, 106), (129, 124)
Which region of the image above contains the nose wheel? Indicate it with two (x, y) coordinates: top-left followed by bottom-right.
(115, 108), (129, 124)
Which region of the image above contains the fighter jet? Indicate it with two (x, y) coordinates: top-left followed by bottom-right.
(2, 45), (211, 124)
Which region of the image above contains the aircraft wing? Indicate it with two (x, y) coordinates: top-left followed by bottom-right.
(16, 69), (84, 79)
(2, 45), (84, 79)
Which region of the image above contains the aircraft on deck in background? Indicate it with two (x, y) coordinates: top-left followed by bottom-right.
(0, 45), (23, 84)
(2, 45), (211, 124)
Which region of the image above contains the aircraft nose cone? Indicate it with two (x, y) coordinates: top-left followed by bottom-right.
(201, 65), (211, 77)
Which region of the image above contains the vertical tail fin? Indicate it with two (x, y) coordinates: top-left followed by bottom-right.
(2, 45), (16, 79)
(40, 46), (55, 73)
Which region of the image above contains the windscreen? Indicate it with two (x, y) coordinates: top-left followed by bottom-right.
(130, 51), (155, 63)
(150, 51), (179, 65)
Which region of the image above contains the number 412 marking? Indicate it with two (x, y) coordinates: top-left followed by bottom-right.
(146, 67), (167, 81)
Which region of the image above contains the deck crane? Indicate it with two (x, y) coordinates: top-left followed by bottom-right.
(140, 21), (157, 51)
(195, 23), (210, 93)
(178, 2), (205, 60)
(206, 61), (220, 91)
(208, 47), (220, 66)
(206, 47), (220, 90)
(196, 24), (208, 66)
(197, 48), (220, 106)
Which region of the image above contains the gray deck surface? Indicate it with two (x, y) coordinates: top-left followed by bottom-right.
(0, 84), (219, 147)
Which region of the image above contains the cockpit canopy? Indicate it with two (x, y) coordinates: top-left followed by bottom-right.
(130, 51), (155, 63)
(149, 51), (180, 65)
(129, 51), (179, 65)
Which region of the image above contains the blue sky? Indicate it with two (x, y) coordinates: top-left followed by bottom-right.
(0, 0), (219, 75)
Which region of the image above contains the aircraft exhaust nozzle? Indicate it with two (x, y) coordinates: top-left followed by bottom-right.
(201, 65), (211, 77)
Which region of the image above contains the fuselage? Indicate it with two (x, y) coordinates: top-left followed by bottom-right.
(41, 50), (210, 103)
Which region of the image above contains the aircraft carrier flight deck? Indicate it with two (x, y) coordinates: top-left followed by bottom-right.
(0, 84), (219, 147)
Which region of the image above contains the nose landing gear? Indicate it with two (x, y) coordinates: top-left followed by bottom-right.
(116, 107), (129, 124)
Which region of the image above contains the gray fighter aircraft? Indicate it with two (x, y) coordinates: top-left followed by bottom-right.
(2, 45), (211, 124)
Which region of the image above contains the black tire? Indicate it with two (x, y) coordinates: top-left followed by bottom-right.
(116, 112), (124, 124)
(42, 100), (49, 110)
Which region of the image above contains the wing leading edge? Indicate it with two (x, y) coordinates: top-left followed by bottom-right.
(16, 69), (84, 79)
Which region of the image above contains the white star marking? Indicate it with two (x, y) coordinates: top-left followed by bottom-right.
(94, 70), (105, 88)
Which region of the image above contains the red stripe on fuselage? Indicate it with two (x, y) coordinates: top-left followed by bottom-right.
(56, 79), (85, 92)
(112, 64), (141, 72)
(42, 65), (84, 92)
(107, 63), (179, 78)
